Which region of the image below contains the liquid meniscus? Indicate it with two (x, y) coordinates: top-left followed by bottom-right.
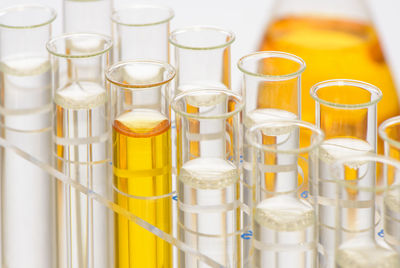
(178, 157), (239, 190)
(255, 195), (314, 232)
(319, 137), (373, 168)
(336, 245), (400, 268)
(54, 81), (107, 109)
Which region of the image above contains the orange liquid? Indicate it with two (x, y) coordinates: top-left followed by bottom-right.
(113, 110), (172, 268)
(260, 16), (400, 127)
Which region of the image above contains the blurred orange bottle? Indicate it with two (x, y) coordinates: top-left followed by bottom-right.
(260, 0), (400, 127)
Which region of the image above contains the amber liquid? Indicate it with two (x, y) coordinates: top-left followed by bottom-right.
(260, 16), (400, 126)
(113, 109), (172, 268)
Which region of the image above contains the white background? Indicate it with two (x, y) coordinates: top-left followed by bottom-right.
(1, 0), (400, 91)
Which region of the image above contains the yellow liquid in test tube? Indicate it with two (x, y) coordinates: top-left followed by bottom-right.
(113, 109), (172, 268)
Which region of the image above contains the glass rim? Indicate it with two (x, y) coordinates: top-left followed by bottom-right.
(105, 59), (176, 89)
(246, 120), (325, 154)
(237, 51), (306, 80)
(0, 4), (57, 29)
(169, 25), (235, 50)
(171, 89), (243, 119)
(111, 4), (174, 27)
(334, 154), (400, 192)
(310, 79), (383, 109)
(46, 33), (113, 58)
(379, 115), (400, 149)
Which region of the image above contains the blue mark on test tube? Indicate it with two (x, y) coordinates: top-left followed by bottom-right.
(301, 191), (309, 199)
(241, 230), (253, 240)
(378, 229), (384, 238)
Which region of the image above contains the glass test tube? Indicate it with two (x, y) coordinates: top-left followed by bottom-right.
(237, 51), (304, 120)
(111, 4), (173, 62)
(0, 5), (56, 268)
(106, 60), (175, 268)
(63, 0), (113, 36)
(111, 5), (174, 193)
(169, 26), (235, 93)
(170, 28), (235, 260)
(246, 120), (324, 268)
(379, 116), (400, 252)
(172, 89), (243, 267)
(310, 79), (382, 267)
(169, 26), (234, 162)
(333, 154), (400, 267)
(237, 51), (305, 263)
(47, 33), (113, 268)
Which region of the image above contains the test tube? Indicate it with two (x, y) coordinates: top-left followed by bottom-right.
(333, 154), (400, 267)
(170, 27), (235, 254)
(169, 26), (235, 93)
(172, 89), (243, 267)
(0, 5), (56, 267)
(237, 51), (304, 119)
(379, 116), (400, 252)
(111, 4), (174, 62)
(63, 0), (113, 35)
(246, 120), (324, 268)
(47, 33), (113, 268)
(237, 51), (305, 263)
(106, 60), (175, 268)
(310, 79), (382, 267)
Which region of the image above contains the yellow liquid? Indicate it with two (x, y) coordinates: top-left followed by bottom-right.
(113, 109), (172, 268)
(260, 16), (400, 126)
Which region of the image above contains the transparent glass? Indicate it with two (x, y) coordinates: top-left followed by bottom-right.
(378, 116), (400, 252)
(311, 79), (382, 267)
(172, 89), (243, 267)
(0, 134), (227, 268)
(106, 60), (175, 268)
(0, 5), (57, 268)
(260, 0), (399, 129)
(47, 33), (113, 268)
(63, 0), (113, 36)
(246, 120), (324, 268)
(237, 51), (305, 264)
(169, 26), (235, 94)
(237, 51), (305, 120)
(170, 28), (236, 254)
(112, 4), (173, 62)
(333, 155), (400, 267)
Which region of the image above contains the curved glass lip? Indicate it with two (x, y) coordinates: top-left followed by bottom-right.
(310, 79), (383, 109)
(246, 120), (325, 154)
(111, 4), (174, 27)
(105, 59), (176, 89)
(334, 154), (400, 192)
(237, 51), (306, 81)
(379, 115), (400, 149)
(169, 25), (235, 50)
(0, 4), (57, 29)
(46, 33), (113, 59)
(171, 89), (243, 119)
